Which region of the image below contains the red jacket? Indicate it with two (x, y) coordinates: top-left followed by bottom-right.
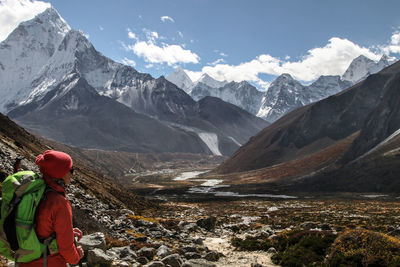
(19, 176), (81, 267)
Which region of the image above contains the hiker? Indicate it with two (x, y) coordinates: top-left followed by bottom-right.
(19, 150), (84, 266)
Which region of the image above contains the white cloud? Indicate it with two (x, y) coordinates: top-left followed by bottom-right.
(208, 58), (225, 66)
(178, 31), (184, 38)
(161, 16), (175, 23)
(121, 57), (136, 67)
(220, 52), (228, 57)
(0, 0), (50, 41)
(188, 37), (385, 84)
(99, 25), (104, 31)
(127, 28), (137, 39)
(142, 28), (159, 43)
(127, 41), (200, 66)
(381, 30), (400, 54)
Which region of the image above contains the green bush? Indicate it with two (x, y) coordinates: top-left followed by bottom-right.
(231, 230), (336, 266)
(272, 230), (336, 266)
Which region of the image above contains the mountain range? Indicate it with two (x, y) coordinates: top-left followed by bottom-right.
(214, 59), (400, 192)
(167, 56), (391, 123)
(0, 7), (268, 156)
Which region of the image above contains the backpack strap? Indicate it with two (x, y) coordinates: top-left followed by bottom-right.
(42, 234), (55, 267)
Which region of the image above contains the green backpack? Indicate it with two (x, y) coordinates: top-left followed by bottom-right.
(0, 171), (58, 263)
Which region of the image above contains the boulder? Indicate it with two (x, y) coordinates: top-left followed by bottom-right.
(162, 254), (184, 267)
(185, 252), (201, 259)
(108, 246), (137, 261)
(137, 256), (149, 265)
(157, 245), (173, 259)
(87, 248), (114, 267)
(182, 259), (216, 267)
(144, 261), (166, 267)
(138, 247), (156, 260)
(79, 232), (107, 253)
(204, 251), (222, 262)
(196, 217), (217, 231)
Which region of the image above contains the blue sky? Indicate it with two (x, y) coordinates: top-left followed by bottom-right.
(1, 0), (400, 90)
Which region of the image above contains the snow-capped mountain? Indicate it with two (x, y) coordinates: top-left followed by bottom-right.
(166, 69), (227, 94)
(0, 8), (70, 112)
(167, 69), (263, 116)
(306, 75), (352, 103)
(1, 7), (268, 156)
(196, 73), (227, 89)
(256, 55), (391, 123)
(166, 55), (391, 124)
(257, 74), (307, 122)
(341, 55), (391, 83)
(166, 68), (194, 94)
(191, 81), (264, 115)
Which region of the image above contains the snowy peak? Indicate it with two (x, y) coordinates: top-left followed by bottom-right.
(0, 7), (71, 113)
(341, 55), (390, 83)
(166, 68), (194, 93)
(257, 73), (306, 122)
(197, 73), (227, 88)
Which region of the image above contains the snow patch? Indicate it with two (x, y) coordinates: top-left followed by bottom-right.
(228, 136), (242, 146)
(198, 132), (222, 156)
(173, 171), (208, 181)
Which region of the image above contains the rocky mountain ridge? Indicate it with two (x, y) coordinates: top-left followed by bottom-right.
(167, 55), (392, 123)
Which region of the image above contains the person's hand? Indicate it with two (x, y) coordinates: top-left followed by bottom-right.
(77, 246), (84, 259)
(73, 228), (83, 241)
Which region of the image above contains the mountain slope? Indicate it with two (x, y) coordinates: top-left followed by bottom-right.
(9, 74), (210, 154)
(216, 60), (400, 174)
(0, 112), (153, 212)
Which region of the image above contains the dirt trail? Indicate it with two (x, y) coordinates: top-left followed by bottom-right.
(204, 237), (279, 267)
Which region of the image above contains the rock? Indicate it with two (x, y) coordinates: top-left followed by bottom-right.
(203, 251), (222, 262)
(138, 247), (156, 260)
(182, 259), (216, 267)
(185, 252), (201, 259)
(182, 246), (199, 253)
(135, 219), (157, 228)
(321, 223), (332, 231)
(251, 264), (263, 267)
(108, 246), (137, 261)
(137, 237), (149, 243)
(79, 232), (107, 252)
(300, 221), (318, 230)
(144, 261), (166, 267)
(137, 256), (149, 265)
(162, 254), (184, 267)
(268, 234), (277, 240)
(196, 217), (217, 231)
(267, 247), (277, 254)
(157, 245), (173, 259)
(183, 223), (199, 232)
(192, 237), (204, 245)
(87, 248), (114, 267)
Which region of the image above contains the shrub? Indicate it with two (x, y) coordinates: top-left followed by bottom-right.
(326, 229), (400, 266)
(231, 230), (336, 266)
(271, 230), (336, 266)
